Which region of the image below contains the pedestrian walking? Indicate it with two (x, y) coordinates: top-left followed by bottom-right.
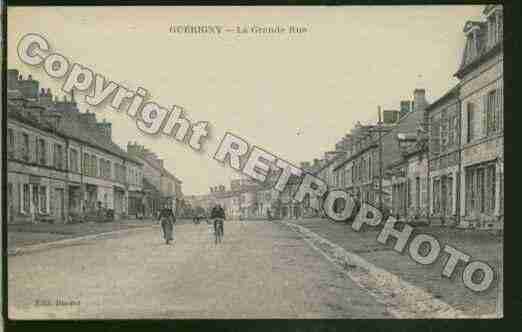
(158, 204), (176, 245)
(210, 204), (226, 244)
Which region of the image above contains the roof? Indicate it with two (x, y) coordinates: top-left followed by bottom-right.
(7, 101), (142, 165)
(333, 143), (377, 172)
(313, 152), (347, 175)
(425, 84), (460, 112)
(455, 15), (502, 79)
(161, 167), (182, 183)
(57, 111), (143, 165)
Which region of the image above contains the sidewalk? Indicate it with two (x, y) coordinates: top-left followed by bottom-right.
(7, 218), (157, 251)
(287, 218), (502, 317)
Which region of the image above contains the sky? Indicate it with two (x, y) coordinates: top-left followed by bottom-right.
(8, 6), (484, 195)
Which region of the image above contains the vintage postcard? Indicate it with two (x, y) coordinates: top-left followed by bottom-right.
(4, 5), (503, 320)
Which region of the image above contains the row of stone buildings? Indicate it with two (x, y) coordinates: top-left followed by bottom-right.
(166, 5), (504, 229)
(6, 69), (183, 224)
(184, 177), (260, 220)
(307, 5), (504, 229)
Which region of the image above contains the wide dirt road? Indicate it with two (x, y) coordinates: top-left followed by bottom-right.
(8, 220), (389, 319)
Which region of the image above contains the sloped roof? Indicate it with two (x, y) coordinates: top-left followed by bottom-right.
(7, 102), (142, 165)
(313, 152), (347, 175)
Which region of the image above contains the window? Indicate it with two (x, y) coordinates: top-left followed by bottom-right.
(477, 168), (485, 213)
(99, 159), (105, 178)
(22, 133), (30, 161)
(368, 156), (372, 180)
(8, 128), (15, 158)
(53, 144), (63, 169)
(407, 179), (412, 208)
(83, 153), (89, 175)
(446, 176), (453, 215)
(36, 138), (47, 165)
(415, 177), (421, 209)
(32, 184), (39, 212)
(486, 89), (499, 136)
(39, 186), (47, 213)
(92, 155), (98, 177)
(466, 165), (495, 215)
(22, 184), (30, 213)
(440, 111), (448, 150)
(486, 165), (496, 214)
(488, 12), (498, 48)
(433, 178), (441, 214)
(467, 103), (475, 143)
(453, 114), (459, 145)
(430, 118), (440, 154)
(466, 170), (474, 214)
(70, 149), (78, 172)
(448, 115), (455, 147)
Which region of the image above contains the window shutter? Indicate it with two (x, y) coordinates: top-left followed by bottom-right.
(499, 86), (503, 131)
(35, 138), (39, 163)
(482, 94), (488, 137)
(19, 183), (23, 213)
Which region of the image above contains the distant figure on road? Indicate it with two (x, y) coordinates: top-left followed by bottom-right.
(210, 204), (226, 244)
(158, 205), (175, 245)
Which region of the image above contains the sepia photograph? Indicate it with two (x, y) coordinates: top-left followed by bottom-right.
(3, 4), (504, 321)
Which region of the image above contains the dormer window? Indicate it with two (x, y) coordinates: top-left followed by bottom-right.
(486, 6), (502, 49)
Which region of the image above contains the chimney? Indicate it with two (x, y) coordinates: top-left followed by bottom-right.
(400, 100), (413, 118)
(42, 113), (62, 130)
(413, 89), (427, 113)
(79, 111), (97, 128)
(313, 158), (320, 168)
(26, 105), (44, 123)
(382, 110), (400, 124)
(96, 119), (112, 140)
(159, 159), (164, 168)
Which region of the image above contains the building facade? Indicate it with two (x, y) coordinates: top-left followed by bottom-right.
(127, 142), (183, 217)
(388, 133), (429, 221)
(7, 70), (144, 224)
(455, 5), (503, 228)
(426, 86), (461, 225)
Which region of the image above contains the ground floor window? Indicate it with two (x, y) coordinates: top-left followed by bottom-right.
(466, 163), (496, 216)
(39, 186), (47, 213)
(8, 183), (13, 220)
(432, 175), (453, 216)
(433, 179), (441, 214)
(32, 184), (39, 212)
(22, 184), (30, 213)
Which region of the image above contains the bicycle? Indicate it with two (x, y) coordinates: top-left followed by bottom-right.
(213, 218), (224, 244)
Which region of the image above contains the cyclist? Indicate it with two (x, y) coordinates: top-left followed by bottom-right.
(210, 204), (226, 244)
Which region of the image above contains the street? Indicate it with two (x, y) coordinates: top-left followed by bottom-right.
(8, 220), (390, 319)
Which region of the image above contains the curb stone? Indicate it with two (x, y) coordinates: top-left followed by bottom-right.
(8, 225), (155, 257)
(280, 220), (491, 318)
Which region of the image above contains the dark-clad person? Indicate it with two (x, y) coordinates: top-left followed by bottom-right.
(210, 204), (226, 244)
(158, 204), (175, 245)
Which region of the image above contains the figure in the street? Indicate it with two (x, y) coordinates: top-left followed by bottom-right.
(210, 204), (226, 244)
(158, 204), (175, 245)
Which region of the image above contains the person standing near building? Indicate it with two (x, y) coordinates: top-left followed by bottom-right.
(210, 204), (226, 244)
(158, 204), (175, 245)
